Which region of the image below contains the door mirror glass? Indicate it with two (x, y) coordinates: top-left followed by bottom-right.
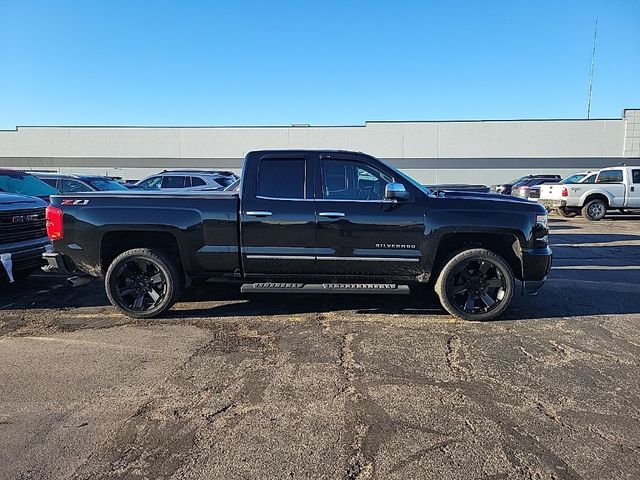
(385, 183), (409, 200)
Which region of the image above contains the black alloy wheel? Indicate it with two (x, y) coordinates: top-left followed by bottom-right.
(114, 258), (167, 311)
(435, 248), (514, 321)
(105, 248), (182, 318)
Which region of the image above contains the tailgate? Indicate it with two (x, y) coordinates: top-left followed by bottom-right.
(539, 184), (564, 200)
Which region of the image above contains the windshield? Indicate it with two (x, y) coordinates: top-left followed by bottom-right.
(508, 176), (527, 184)
(377, 159), (434, 196)
(0, 172), (59, 196)
(560, 173), (586, 184)
(212, 176), (235, 187)
(86, 178), (128, 191)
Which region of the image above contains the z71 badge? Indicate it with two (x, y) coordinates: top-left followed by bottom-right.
(61, 199), (90, 206)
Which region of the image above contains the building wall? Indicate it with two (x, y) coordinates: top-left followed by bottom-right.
(0, 111), (638, 184)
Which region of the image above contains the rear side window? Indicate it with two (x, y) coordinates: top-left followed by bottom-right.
(632, 170), (640, 184)
(257, 159), (305, 199)
(41, 178), (59, 188)
(191, 176), (207, 187)
(596, 170), (623, 184)
(161, 176), (188, 188)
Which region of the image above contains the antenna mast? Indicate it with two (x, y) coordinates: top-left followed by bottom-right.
(587, 19), (598, 119)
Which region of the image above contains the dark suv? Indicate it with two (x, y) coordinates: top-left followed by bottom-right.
(490, 175), (561, 195)
(0, 193), (50, 282)
(32, 173), (129, 193)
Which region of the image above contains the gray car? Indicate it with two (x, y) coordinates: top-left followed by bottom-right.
(134, 170), (239, 191)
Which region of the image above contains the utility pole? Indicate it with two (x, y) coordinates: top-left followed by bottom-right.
(587, 19), (598, 119)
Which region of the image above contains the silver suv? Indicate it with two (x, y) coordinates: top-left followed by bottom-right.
(134, 170), (239, 191)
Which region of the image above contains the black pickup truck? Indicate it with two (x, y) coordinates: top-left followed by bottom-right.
(43, 150), (552, 321)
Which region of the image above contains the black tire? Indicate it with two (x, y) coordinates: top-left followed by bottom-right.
(556, 207), (578, 218)
(105, 248), (183, 318)
(582, 198), (607, 221)
(435, 248), (515, 321)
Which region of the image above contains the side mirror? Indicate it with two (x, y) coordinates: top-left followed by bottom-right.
(385, 183), (409, 200)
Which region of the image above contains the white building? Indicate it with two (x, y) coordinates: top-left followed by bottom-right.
(1, 109), (638, 184)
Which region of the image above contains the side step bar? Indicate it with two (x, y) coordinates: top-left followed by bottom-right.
(240, 283), (410, 295)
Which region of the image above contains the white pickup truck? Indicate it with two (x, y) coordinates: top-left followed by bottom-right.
(539, 166), (640, 220)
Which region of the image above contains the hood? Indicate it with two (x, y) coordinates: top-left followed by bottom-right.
(0, 192), (48, 211)
(436, 189), (545, 211)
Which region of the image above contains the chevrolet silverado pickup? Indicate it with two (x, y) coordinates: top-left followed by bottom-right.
(540, 166), (640, 220)
(43, 150), (552, 321)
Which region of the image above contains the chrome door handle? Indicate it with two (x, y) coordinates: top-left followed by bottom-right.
(319, 212), (346, 218)
(246, 211), (272, 217)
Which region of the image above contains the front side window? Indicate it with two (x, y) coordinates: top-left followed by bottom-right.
(161, 176), (189, 189)
(61, 179), (92, 193)
(322, 160), (392, 200)
(256, 158), (305, 199)
(596, 170), (623, 184)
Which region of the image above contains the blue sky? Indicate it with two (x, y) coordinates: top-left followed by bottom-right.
(0, 0), (638, 128)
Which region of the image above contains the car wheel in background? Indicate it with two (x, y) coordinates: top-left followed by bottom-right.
(582, 199), (607, 221)
(435, 248), (515, 321)
(105, 248), (183, 318)
(556, 207), (578, 218)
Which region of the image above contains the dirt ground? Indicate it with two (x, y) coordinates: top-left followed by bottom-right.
(1, 213), (639, 480)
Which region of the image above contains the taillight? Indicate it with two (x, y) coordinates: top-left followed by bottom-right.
(562, 187), (568, 197)
(46, 205), (64, 240)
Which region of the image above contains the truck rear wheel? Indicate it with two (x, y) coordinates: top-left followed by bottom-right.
(105, 248), (183, 318)
(582, 199), (607, 221)
(435, 248), (515, 321)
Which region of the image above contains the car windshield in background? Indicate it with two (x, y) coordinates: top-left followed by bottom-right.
(86, 178), (129, 191)
(560, 174), (587, 184)
(0, 172), (59, 196)
(212, 176), (235, 187)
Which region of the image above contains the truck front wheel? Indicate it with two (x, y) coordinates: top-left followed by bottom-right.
(105, 248), (183, 319)
(435, 248), (515, 321)
(582, 199), (607, 221)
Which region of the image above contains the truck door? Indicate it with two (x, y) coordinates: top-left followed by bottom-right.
(628, 169), (640, 208)
(240, 154), (316, 275)
(314, 155), (425, 276)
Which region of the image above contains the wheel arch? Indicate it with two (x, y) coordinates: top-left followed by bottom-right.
(100, 230), (183, 275)
(431, 232), (523, 282)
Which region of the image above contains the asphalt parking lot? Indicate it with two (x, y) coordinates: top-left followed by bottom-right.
(1, 213), (639, 480)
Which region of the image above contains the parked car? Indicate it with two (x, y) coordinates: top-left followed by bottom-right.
(423, 184), (490, 194)
(43, 149), (552, 322)
(511, 178), (561, 201)
(0, 169), (59, 202)
(529, 172), (596, 208)
(133, 170), (239, 191)
(490, 175), (561, 195)
(539, 166), (640, 220)
(31, 172), (129, 193)
(0, 193), (50, 282)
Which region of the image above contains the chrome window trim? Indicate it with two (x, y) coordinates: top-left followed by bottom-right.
(254, 195), (395, 203)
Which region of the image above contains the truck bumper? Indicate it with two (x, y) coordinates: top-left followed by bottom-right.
(521, 246), (553, 295)
(42, 252), (73, 274)
(1, 237), (51, 281)
(538, 199), (567, 210)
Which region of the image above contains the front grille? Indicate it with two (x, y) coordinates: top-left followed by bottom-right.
(0, 207), (47, 244)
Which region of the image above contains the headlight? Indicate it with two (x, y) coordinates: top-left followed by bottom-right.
(534, 213), (549, 246)
(536, 213), (548, 228)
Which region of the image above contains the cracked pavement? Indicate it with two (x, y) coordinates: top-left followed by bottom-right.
(1, 213), (639, 479)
